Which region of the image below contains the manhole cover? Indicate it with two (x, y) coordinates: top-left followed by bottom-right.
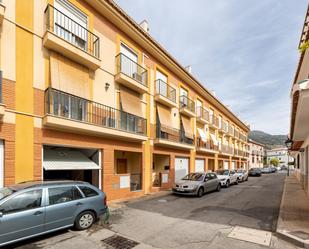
(102, 235), (139, 249)
(289, 231), (309, 240)
(228, 226), (272, 246)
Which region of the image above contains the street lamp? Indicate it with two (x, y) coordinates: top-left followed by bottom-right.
(285, 138), (293, 177)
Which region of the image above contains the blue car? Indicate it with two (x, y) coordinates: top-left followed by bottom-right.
(0, 181), (108, 247)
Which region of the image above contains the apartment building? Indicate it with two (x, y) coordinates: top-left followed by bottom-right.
(0, 0), (249, 200)
(248, 139), (264, 168)
(289, 4), (309, 195)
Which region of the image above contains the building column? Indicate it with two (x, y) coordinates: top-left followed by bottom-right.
(190, 149), (196, 173)
(214, 153), (219, 170)
(143, 140), (152, 194)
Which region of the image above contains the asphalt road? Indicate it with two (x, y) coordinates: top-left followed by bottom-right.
(9, 172), (300, 249)
(125, 172), (286, 232)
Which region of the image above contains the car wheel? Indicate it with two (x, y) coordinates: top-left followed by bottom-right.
(216, 184), (221, 192)
(197, 187), (204, 197)
(75, 211), (95, 230)
(235, 179), (239, 185)
(226, 180), (230, 188)
(245, 177), (248, 181)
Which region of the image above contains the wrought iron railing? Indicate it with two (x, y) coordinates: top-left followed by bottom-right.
(155, 79), (176, 103)
(228, 126), (234, 136)
(197, 138), (218, 151)
(156, 123), (194, 145)
(220, 144), (232, 154)
(115, 53), (148, 87)
(234, 130), (239, 139)
(45, 88), (147, 135)
(180, 95), (195, 113)
(196, 106), (209, 122)
(44, 4), (100, 58)
(210, 115), (219, 127)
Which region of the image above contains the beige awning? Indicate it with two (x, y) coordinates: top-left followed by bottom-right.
(197, 128), (207, 142)
(210, 133), (219, 146)
(50, 52), (90, 99)
(157, 104), (173, 134)
(120, 86), (143, 117)
(181, 116), (194, 139)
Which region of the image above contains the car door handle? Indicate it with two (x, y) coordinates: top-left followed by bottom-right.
(76, 202), (83, 206)
(33, 211), (43, 216)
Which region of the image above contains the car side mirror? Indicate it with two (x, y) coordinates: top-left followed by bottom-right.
(0, 212), (3, 218)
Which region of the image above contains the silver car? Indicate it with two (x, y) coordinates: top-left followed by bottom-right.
(0, 181), (108, 247)
(172, 172), (221, 197)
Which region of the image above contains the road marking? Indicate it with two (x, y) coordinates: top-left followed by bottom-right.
(228, 226), (272, 246)
(158, 199), (167, 203)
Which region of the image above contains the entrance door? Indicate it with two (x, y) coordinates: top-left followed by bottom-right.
(224, 161), (229, 170)
(195, 159), (205, 172)
(175, 157), (189, 181)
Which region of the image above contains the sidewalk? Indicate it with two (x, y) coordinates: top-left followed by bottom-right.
(276, 173), (309, 248)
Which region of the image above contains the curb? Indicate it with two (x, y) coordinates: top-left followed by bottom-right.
(275, 176), (309, 248)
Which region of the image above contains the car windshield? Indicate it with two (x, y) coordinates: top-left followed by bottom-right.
(0, 187), (14, 201)
(182, 173), (204, 181)
(237, 169), (244, 173)
(216, 170), (229, 175)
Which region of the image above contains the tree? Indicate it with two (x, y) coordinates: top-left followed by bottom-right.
(270, 158), (280, 167)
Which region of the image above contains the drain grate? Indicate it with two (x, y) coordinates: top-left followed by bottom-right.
(289, 231), (309, 240)
(102, 235), (139, 249)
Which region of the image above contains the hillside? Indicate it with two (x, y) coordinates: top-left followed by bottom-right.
(248, 130), (286, 149)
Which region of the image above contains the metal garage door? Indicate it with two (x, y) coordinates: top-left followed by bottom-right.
(195, 159), (205, 172)
(224, 161), (229, 170)
(175, 157), (189, 181)
(0, 141), (3, 188)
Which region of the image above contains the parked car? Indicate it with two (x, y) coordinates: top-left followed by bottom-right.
(236, 169), (248, 182)
(216, 169), (238, 188)
(261, 167), (272, 174)
(280, 165), (287, 171)
(248, 168), (262, 177)
(172, 172), (221, 197)
(270, 167), (277, 173)
(0, 181), (108, 247)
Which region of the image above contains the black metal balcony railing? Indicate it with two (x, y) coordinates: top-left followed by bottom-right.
(196, 106), (209, 122)
(45, 88), (147, 135)
(228, 126), (234, 136)
(155, 79), (176, 103)
(180, 95), (195, 113)
(234, 130), (239, 138)
(156, 123), (194, 145)
(210, 115), (219, 127)
(115, 53), (148, 87)
(0, 71), (2, 103)
(197, 138), (218, 151)
(44, 4), (100, 58)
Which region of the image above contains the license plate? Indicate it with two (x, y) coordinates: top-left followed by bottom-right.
(178, 188), (184, 192)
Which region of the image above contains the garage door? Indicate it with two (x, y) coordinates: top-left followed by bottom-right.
(231, 161), (235, 170)
(224, 161), (229, 170)
(0, 141), (3, 188)
(195, 159), (205, 172)
(175, 157), (189, 181)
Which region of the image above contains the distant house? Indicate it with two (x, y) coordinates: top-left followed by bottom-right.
(266, 148), (293, 167)
(248, 139), (265, 168)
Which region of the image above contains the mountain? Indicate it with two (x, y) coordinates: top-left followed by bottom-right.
(248, 130), (286, 150)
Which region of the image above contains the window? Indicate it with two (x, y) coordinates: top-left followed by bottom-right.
(120, 43), (138, 78)
(79, 186), (99, 197)
(0, 190), (42, 214)
(156, 70), (168, 97)
(48, 186), (82, 205)
(54, 0), (88, 51)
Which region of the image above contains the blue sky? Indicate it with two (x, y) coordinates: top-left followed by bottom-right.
(115, 0), (308, 135)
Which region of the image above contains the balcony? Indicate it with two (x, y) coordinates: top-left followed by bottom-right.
(196, 106), (209, 124)
(155, 79), (177, 108)
(196, 138), (218, 153)
(219, 121), (228, 134)
(234, 130), (239, 140)
(180, 95), (196, 117)
(43, 4), (100, 70)
(219, 144), (232, 155)
(43, 88), (147, 141)
(154, 123), (195, 150)
(227, 126), (234, 137)
(115, 53), (148, 93)
(0, 0), (5, 25)
(209, 115), (219, 128)
(0, 71), (4, 116)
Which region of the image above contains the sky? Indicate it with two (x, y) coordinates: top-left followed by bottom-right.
(115, 0), (308, 135)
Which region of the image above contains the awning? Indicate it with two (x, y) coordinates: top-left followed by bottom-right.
(157, 104), (173, 134)
(50, 52), (90, 99)
(210, 133), (219, 146)
(120, 86), (143, 117)
(181, 116), (194, 139)
(43, 149), (101, 170)
(197, 128), (207, 142)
